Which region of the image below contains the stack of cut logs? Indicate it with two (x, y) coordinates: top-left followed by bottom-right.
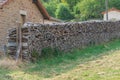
(7, 26), (30, 60)
(7, 21), (120, 60)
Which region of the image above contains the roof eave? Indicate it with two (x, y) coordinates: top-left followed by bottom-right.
(33, 0), (51, 20)
(102, 8), (120, 15)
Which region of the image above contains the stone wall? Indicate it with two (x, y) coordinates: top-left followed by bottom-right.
(0, 0), (55, 54)
(0, 0), (41, 44)
(7, 21), (120, 59)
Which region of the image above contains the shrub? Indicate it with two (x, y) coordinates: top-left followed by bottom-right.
(55, 3), (74, 20)
(41, 47), (62, 58)
(31, 49), (40, 61)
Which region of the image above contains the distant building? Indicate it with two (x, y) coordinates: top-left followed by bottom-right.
(102, 8), (120, 21)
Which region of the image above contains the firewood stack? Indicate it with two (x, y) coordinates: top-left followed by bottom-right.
(7, 26), (30, 60)
(6, 21), (120, 60)
(7, 28), (17, 58)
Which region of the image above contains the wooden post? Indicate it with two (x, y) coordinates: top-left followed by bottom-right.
(16, 22), (22, 61)
(19, 26), (22, 60)
(105, 0), (108, 20)
(43, 18), (44, 24)
(16, 24), (19, 54)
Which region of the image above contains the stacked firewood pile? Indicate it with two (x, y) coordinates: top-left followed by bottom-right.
(7, 21), (120, 60)
(7, 26), (30, 60)
(7, 28), (17, 58)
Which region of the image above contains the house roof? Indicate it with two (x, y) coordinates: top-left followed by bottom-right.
(0, 0), (50, 20)
(33, 0), (50, 20)
(102, 8), (120, 14)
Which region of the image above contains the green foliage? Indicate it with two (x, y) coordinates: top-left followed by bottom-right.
(75, 0), (103, 20)
(73, 3), (81, 19)
(109, 0), (120, 9)
(55, 3), (74, 20)
(64, 0), (82, 11)
(44, 2), (57, 17)
(41, 0), (120, 21)
(28, 39), (120, 78)
(31, 49), (40, 61)
(31, 47), (62, 60)
(0, 68), (12, 80)
(41, 47), (62, 58)
(1, 39), (120, 80)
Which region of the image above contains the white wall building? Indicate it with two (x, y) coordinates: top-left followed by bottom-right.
(102, 8), (120, 21)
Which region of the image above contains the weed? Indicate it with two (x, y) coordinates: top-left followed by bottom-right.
(31, 49), (40, 61)
(1, 39), (120, 80)
(28, 39), (120, 78)
(41, 47), (62, 58)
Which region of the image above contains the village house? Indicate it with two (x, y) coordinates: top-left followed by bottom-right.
(102, 8), (120, 21)
(0, 0), (58, 54)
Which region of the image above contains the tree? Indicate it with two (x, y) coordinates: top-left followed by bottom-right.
(75, 0), (103, 20)
(109, 0), (120, 9)
(44, 2), (57, 17)
(65, 0), (81, 11)
(55, 3), (74, 20)
(42, 0), (120, 21)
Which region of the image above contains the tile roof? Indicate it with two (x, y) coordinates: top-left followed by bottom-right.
(102, 8), (120, 14)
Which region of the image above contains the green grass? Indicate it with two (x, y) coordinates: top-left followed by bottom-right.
(0, 67), (12, 80)
(0, 39), (120, 80)
(26, 39), (120, 78)
(52, 49), (120, 80)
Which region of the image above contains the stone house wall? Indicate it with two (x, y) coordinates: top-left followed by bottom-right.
(0, 0), (53, 52)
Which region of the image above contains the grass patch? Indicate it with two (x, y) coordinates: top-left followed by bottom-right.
(26, 39), (120, 78)
(0, 67), (13, 80)
(41, 47), (62, 58)
(1, 39), (120, 80)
